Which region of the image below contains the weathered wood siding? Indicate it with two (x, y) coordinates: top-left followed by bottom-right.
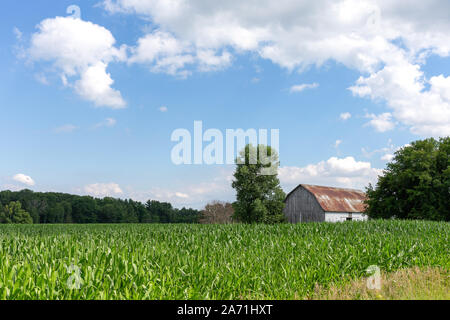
(283, 186), (325, 223)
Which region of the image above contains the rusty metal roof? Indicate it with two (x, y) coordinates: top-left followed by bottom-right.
(288, 184), (367, 213)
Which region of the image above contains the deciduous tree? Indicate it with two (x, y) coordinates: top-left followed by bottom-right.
(232, 144), (286, 223)
(200, 201), (234, 224)
(366, 137), (450, 221)
(1, 201), (33, 224)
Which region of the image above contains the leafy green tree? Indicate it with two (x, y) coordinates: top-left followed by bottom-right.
(130, 200), (151, 223)
(47, 203), (65, 223)
(0, 203), (11, 224)
(28, 207), (40, 224)
(366, 137), (450, 221)
(232, 144), (286, 223)
(146, 200), (174, 223)
(62, 201), (73, 223)
(122, 200), (139, 223)
(72, 197), (98, 223)
(174, 207), (200, 223)
(2, 201), (33, 224)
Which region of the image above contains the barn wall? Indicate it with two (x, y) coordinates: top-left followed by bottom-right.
(284, 186), (325, 223)
(325, 212), (368, 222)
(352, 213), (368, 221)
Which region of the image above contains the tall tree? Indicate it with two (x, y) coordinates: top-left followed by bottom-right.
(0, 203), (10, 224)
(1, 201), (33, 224)
(232, 144), (286, 223)
(366, 137), (450, 221)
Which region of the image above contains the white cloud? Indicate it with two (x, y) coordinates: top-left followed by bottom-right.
(379, 142), (411, 162)
(175, 192), (189, 199)
(159, 106), (168, 112)
(13, 174), (35, 186)
(128, 30), (231, 76)
(84, 183), (123, 197)
(197, 49), (232, 71)
(361, 139), (412, 162)
(128, 30), (192, 76)
(102, 0), (450, 136)
(54, 124), (78, 133)
(350, 61), (450, 136)
(28, 16), (126, 108)
(105, 118), (117, 127)
(95, 118), (117, 128)
(13, 27), (23, 40)
(340, 112), (352, 120)
(364, 112), (396, 132)
(380, 153), (394, 161)
(1, 184), (26, 192)
(35, 73), (49, 85)
(75, 62), (126, 109)
(279, 156), (382, 191)
(289, 83), (319, 93)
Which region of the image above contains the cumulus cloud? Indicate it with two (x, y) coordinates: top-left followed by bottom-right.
(159, 106), (168, 112)
(361, 139), (409, 162)
(75, 62), (125, 108)
(196, 49), (232, 71)
(128, 30), (231, 76)
(350, 62), (450, 136)
(279, 156), (382, 191)
(364, 113), (396, 132)
(128, 30), (193, 76)
(379, 143), (411, 162)
(102, 0), (450, 136)
(35, 73), (49, 85)
(380, 153), (395, 162)
(94, 118), (117, 128)
(340, 112), (352, 120)
(289, 83), (319, 93)
(13, 174), (35, 186)
(84, 183), (123, 197)
(28, 16), (126, 108)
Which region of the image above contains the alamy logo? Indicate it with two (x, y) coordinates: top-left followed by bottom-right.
(171, 121), (280, 175)
(66, 5), (81, 19)
(366, 265), (381, 290)
(66, 264), (83, 290)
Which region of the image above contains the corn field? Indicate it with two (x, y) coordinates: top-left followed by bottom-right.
(0, 220), (448, 300)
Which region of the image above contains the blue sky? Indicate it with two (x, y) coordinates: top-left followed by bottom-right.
(1, 1), (449, 208)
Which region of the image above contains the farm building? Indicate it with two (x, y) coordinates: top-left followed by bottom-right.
(283, 184), (368, 223)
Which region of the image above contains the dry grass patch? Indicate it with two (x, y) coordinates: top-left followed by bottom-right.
(310, 267), (449, 300)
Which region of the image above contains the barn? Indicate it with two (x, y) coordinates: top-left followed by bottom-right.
(283, 184), (368, 223)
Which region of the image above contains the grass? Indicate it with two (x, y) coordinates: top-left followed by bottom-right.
(310, 267), (449, 300)
(0, 220), (448, 300)
(309, 267), (450, 300)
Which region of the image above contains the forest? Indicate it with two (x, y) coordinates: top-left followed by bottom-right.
(0, 189), (200, 224)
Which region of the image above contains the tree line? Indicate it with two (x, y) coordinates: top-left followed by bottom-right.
(0, 189), (200, 224)
(1, 137), (448, 225)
